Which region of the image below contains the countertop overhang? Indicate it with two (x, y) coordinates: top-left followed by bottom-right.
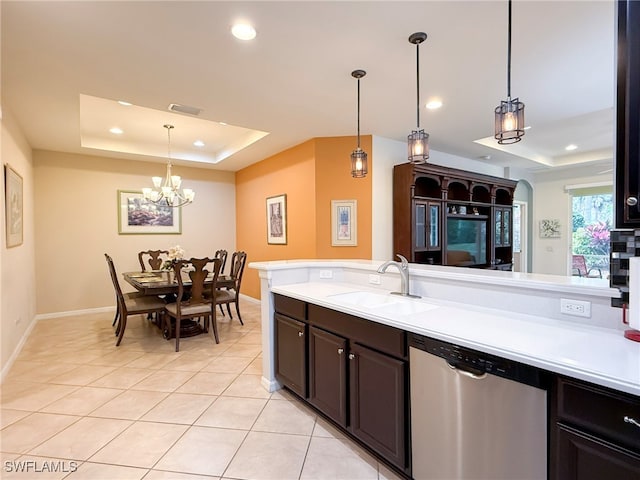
(270, 281), (640, 397)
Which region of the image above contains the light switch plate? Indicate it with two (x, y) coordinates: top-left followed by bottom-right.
(319, 270), (333, 279)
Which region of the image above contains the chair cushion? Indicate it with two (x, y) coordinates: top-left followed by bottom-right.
(125, 295), (166, 313)
(165, 302), (212, 316)
(215, 289), (235, 303)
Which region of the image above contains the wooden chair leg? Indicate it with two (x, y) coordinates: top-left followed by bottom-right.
(175, 316), (181, 352)
(211, 311), (219, 344)
(112, 304), (120, 327)
(116, 315), (127, 346)
(226, 303), (233, 319)
(235, 300), (244, 326)
(219, 304), (225, 316)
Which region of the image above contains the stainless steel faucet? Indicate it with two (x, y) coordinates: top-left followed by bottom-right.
(377, 254), (420, 298)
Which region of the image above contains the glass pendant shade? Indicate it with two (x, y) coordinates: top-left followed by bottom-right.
(350, 148), (368, 178)
(408, 129), (429, 163)
(350, 69), (368, 178)
(142, 124), (195, 207)
(495, 97), (525, 144)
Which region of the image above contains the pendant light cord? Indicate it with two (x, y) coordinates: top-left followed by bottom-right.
(357, 77), (361, 148)
(416, 41), (421, 129)
(507, 0), (512, 99)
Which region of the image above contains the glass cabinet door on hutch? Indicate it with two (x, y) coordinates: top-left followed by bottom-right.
(414, 201), (440, 251)
(495, 207), (512, 247)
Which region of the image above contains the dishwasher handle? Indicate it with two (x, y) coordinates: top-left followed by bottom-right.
(447, 361), (487, 379)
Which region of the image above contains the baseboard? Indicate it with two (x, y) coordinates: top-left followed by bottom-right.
(35, 306), (116, 321)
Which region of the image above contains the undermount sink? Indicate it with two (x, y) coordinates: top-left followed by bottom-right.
(327, 291), (438, 315)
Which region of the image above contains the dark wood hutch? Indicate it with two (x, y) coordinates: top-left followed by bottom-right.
(393, 162), (517, 269)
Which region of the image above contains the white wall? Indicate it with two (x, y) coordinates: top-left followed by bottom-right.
(33, 150), (237, 316)
(1, 108), (37, 375)
(532, 165), (613, 275)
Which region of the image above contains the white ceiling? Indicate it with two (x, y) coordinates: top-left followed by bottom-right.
(1, 0), (616, 173)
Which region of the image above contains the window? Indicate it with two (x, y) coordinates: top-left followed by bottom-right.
(569, 185), (613, 277)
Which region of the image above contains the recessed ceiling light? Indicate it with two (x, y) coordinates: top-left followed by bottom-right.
(565, 144), (578, 151)
(118, 100), (132, 106)
(219, 121), (228, 126)
(193, 140), (205, 147)
(426, 99), (443, 110)
(109, 127), (123, 135)
(524, 126), (532, 130)
(231, 23), (256, 40)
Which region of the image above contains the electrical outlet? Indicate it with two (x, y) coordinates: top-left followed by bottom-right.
(319, 270), (333, 279)
(368, 274), (381, 285)
(560, 298), (591, 318)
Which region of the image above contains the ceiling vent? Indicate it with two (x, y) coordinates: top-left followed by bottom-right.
(168, 103), (202, 116)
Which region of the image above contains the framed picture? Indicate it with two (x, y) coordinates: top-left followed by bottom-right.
(539, 219), (561, 238)
(117, 190), (181, 235)
(266, 194), (287, 244)
(4, 164), (23, 248)
(331, 199), (357, 246)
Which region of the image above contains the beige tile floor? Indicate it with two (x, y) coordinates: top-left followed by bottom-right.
(1, 302), (403, 480)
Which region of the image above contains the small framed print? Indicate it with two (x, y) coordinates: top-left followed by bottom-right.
(266, 194), (287, 244)
(4, 164), (23, 248)
(331, 199), (357, 246)
(539, 219), (561, 238)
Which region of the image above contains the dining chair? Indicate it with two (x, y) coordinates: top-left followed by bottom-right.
(138, 249), (169, 271)
(571, 254), (602, 278)
(163, 257), (222, 352)
(105, 254), (166, 346)
(214, 249), (228, 275)
(215, 251), (247, 325)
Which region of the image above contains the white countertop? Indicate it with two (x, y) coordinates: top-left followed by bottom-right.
(271, 281), (640, 397)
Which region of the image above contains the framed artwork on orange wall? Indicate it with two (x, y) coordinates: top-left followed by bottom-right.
(331, 199), (357, 246)
(266, 194), (287, 244)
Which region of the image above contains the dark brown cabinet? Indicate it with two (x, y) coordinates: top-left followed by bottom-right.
(551, 376), (640, 479)
(275, 295), (410, 476)
(275, 313), (307, 397)
(308, 326), (348, 426)
(615, 0), (640, 228)
(393, 162), (516, 268)
(274, 294), (308, 397)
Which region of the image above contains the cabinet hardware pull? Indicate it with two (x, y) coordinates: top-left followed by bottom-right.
(298, 331), (304, 337)
(337, 348), (344, 355)
(349, 353), (355, 360)
(624, 416), (640, 428)
(626, 196), (638, 207)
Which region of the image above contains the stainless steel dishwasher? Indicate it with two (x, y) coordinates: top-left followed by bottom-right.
(409, 333), (548, 480)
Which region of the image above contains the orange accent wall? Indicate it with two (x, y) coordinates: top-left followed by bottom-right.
(236, 135), (373, 299)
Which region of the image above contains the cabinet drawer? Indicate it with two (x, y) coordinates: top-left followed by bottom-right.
(274, 294), (307, 321)
(557, 377), (640, 452)
(308, 304), (406, 359)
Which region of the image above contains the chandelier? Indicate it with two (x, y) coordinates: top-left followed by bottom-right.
(142, 124), (195, 207)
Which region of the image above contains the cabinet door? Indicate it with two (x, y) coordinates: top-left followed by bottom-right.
(349, 343), (407, 469)
(615, 0), (640, 227)
(414, 201), (427, 250)
(554, 425), (640, 480)
(274, 314), (307, 397)
(495, 208), (504, 246)
(308, 326), (348, 427)
(428, 202), (440, 249)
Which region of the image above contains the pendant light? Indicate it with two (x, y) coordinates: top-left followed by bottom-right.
(408, 32), (429, 163)
(494, 0), (525, 144)
(142, 124), (195, 207)
(350, 69), (368, 178)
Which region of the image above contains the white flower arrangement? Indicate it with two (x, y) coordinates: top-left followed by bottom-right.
(163, 245), (186, 270)
(168, 245), (185, 260)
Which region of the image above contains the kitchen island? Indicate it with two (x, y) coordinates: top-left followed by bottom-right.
(250, 260), (640, 479)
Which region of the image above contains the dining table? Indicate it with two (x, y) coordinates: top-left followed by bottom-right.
(123, 270), (235, 296)
(122, 269), (235, 338)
